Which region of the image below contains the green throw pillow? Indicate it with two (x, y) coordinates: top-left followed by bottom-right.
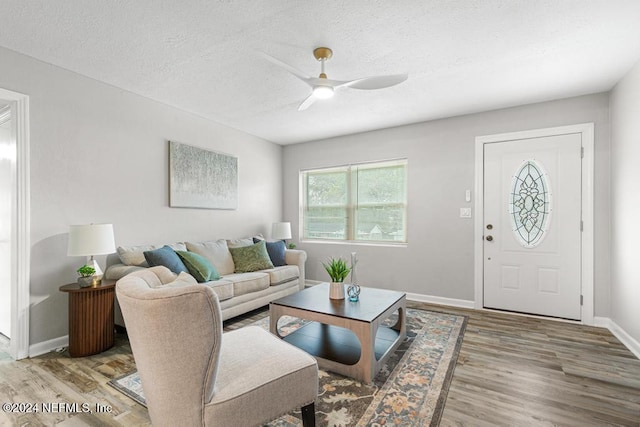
(176, 250), (220, 282)
(228, 240), (274, 273)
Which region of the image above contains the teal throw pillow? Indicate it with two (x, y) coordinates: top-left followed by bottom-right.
(176, 250), (220, 282)
(143, 245), (189, 275)
(229, 240), (274, 273)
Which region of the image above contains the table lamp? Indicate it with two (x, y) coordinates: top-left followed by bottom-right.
(67, 223), (116, 285)
(272, 222), (292, 245)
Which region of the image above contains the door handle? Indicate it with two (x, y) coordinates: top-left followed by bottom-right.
(485, 235), (493, 241)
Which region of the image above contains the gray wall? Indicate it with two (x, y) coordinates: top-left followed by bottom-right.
(284, 93), (611, 316)
(610, 59), (640, 344)
(0, 46), (283, 346)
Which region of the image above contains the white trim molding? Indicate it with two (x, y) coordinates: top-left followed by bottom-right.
(29, 335), (68, 358)
(593, 317), (640, 360)
(406, 292), (475, 309)
(0, 88), (30, 360)
(474, 123), (595, 325)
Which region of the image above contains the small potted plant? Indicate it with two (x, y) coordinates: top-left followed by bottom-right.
(322, 258), (351, 300)
(76, 265), (96, 288)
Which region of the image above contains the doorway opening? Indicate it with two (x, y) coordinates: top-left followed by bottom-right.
(0, 102), (12, 344)
(0, 87), (30, 360)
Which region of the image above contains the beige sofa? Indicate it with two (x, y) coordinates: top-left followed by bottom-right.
(105, 237), (306, 326)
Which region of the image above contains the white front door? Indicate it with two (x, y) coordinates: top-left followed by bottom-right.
(483, 132), (582, 320)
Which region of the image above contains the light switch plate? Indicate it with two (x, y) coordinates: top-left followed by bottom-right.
(460, 207), (472, 218)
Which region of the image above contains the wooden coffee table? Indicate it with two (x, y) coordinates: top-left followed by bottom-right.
(269, 283), (406, 383)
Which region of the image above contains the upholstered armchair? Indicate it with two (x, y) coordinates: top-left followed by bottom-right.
(116, 266), (318, 427)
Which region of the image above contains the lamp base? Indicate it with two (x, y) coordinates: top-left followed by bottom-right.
(89, 257), (104, 285)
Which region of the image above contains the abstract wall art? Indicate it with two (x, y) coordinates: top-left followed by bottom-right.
(169, 141), (238, 209)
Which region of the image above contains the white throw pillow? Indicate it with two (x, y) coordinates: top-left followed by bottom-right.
(186, 239), (235, 275)
(226, 237), (254, 248)
(118, 242), (187, 266)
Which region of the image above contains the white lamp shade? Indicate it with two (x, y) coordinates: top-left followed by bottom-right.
(67, 224), (116, 256)
(272, 222), (292, 240)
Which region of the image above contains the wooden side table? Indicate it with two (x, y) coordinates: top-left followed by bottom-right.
(59, 280), (116, 357)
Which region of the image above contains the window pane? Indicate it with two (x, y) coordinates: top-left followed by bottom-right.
(304, 206), (347, 240)
(355, 164), (407, 242)
(304, 170), (348, 240)
(356, 165), (406, 203)
(306, 170), (347, 206)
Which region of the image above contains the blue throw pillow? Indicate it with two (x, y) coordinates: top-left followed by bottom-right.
(253, 237), (286, 267)
(143, 245), (189, 275)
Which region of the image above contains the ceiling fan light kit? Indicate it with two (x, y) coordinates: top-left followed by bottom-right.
(312, 85), (334, 99)
(261, 46), (408, 111)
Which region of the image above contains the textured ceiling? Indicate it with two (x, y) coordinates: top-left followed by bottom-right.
(1, 1), (640, 144)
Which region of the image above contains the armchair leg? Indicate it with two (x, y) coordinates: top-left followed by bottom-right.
(301, 402), (315, 427)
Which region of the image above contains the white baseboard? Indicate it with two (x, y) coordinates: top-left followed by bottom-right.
(406, 292), (475, 309)
(29, 335), (68, 358)
(594, 317), (640, 360)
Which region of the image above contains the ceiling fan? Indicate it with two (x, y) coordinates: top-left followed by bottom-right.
(261, 47), (408, 111)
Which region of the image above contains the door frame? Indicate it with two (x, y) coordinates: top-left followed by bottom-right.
(474, 123), (594, 325)
(0, 88), (30, 359)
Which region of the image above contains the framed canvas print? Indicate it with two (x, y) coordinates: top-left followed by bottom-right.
(169, 141), (238, 209)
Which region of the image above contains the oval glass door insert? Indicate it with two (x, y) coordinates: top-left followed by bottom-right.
(509, 160), (552, 248)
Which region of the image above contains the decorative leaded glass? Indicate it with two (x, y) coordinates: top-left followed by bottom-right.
(509, 160), (552, 248)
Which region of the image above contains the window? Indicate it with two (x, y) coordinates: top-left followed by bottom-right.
(301, 159), (407, 243)
(509, 159), (552, 248)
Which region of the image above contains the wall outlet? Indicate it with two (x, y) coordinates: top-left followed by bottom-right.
(460, 208), (472, 218)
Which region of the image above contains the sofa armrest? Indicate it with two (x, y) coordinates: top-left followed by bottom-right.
(285, 249), (307, 290)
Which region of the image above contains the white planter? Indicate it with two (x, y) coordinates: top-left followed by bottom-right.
(329, 282), (345, 299)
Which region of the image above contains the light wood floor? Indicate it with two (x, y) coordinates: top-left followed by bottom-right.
(0, 302), (638, 426)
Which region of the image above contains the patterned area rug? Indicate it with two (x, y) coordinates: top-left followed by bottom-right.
(109, 308), (466, 426)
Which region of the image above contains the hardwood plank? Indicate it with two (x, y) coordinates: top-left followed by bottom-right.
(0, 303), (638, 426)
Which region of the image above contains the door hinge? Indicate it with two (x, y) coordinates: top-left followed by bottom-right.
(581, 146), (585, 158)
(580, 220), (584, 231)
(580, 295), (584, 306)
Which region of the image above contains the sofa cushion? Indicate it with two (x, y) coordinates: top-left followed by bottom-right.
(203, 279), (234, 301)
(253, 238), (286, 267)
(228, 240), (274, 273)
(226, 237), (254, 248)
(262, 265), (299, 286)
(222, 272), (270, 296)
(118, 242), (187, 267)
(186, 240), (235, 275)
(176, 250), (220, 283)
(143, 245), (189, 275)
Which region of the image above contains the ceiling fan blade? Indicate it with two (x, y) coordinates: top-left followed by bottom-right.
(259, 51), (313, 85)
(298, 94), (318, 111)
(341, 74), (408, 90)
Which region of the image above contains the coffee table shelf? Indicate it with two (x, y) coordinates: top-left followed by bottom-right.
(270, 283), (406, 383)
(282, 322), (403, 366)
